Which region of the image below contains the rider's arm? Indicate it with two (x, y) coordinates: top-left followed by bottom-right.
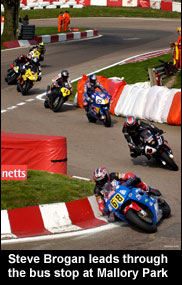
(94, 185), (107, 215)
(67, 79), (73, 95)
(97, 82), (107, 94)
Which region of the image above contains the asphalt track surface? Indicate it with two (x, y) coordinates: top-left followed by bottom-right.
(1, 17), (181, 250)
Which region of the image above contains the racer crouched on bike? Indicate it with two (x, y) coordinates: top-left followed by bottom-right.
(122, 116), (164, 159)
(12, 54), (30, 73)
(93, 167), (161, 216)
(83, 74), (110, 113)
(29, 42), (46, 59)
(49, 69), (73, 97)
(18, 54), (42, 82)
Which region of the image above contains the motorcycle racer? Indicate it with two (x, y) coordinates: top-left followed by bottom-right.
(122, 116), (163, 158)
(21, 54), (42, 81)
(29, 42), (46, 60)
(51, 69), (73, 94)
(83, 74), (109, 112)
(13, 54), (30, 73)
(93, 167), (161, 215)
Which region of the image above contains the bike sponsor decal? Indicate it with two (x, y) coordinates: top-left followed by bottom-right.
(110, 193), (124, 209)
(1, 165), (27, 181)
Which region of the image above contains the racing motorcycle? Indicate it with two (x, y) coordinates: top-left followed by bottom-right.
(5, 64), (23, 85)
(44, 85), (71, 112)
(17, 65), (38, 95)
(104, 181), (170, 233)
(138, 129), (178, 171)
(86, 91), (111, 127)
(29, 46), (46, 62)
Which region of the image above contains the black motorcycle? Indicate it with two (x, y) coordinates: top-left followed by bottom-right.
(44, 84), (71, 112)
(138, 129), (178, 171)
(5, 63), (24, 85)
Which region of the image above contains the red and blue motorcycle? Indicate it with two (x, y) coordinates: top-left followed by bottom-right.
(86, 91), (111, 127)
(104, 181), (170, 233)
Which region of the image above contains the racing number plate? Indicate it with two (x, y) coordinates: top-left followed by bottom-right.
(110, 193), (124, 209)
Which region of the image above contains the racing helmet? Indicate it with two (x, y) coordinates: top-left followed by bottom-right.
(125, 116), (139, 132)
(38, 42), (45, 50)
(177, 27), (181, 32)
(89, 74), (97, 86)
(39, 42), (44, 47)
(61, 70), (69, 81)
(93, 167), (110, 188)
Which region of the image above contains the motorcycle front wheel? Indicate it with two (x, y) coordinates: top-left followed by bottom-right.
(52, 96), (64, 112)
(125, 209), (157, 233)
(21, 81), (32, 95)
(103, 109), (111, 127)
(160, 151), (178, 171)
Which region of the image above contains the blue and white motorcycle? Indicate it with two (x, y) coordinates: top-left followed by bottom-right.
(86, 91), (111, 127)
(104, 182), (170, 233)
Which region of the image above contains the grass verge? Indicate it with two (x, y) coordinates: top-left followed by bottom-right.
(1, 170), (94, 210)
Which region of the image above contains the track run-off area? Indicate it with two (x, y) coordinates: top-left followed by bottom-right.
(1, 17), (181, 250)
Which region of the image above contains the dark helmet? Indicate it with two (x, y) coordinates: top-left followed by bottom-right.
(125, 116), (139, 132)
(89, 74), (97, 86)
(61, 70), (69, 81)
(93, 167), (110, 188)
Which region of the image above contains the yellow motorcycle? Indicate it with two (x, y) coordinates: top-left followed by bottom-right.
(17, 66), (38, 95)
(44, 85), (71, 112)
(29, 45), (46, 62)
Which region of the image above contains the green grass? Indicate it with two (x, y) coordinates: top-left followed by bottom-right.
(19, 7), (181, 19)
(1, 170), (94, 210)
(35, 27), (88, 36)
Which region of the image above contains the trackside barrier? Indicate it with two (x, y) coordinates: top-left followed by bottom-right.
(1, 196), (107, 239)
(2, 29), (98, 48)
(17, 0), (181, 12)
(75, 75), (181, 125)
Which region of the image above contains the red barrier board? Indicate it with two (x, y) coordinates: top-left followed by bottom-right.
(107, 0), (122, 7)
(66, 198), (106, 228)
(8, 206), (51, 238)
(161, 0), (172, 11)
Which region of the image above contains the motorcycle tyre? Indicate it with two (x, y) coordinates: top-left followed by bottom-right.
(6, 74), (17, 85)
(17, 84), (21, 92)
(125, 209), (157, 233)
(159, 200), (171, 219)
(160, 151), (178, 171)
(44, 99), (50, 109)
(21, 81), (31, 96)
(87, 113), (97, 123)
(52, 96), (64, 112)
(103, 109), (111, 127)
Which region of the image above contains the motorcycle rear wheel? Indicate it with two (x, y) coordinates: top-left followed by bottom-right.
(160, 151), (178, 171)
(87, 113), (97, 123)
(125, 209), (157, 233)
(103, 109), (111, 127)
